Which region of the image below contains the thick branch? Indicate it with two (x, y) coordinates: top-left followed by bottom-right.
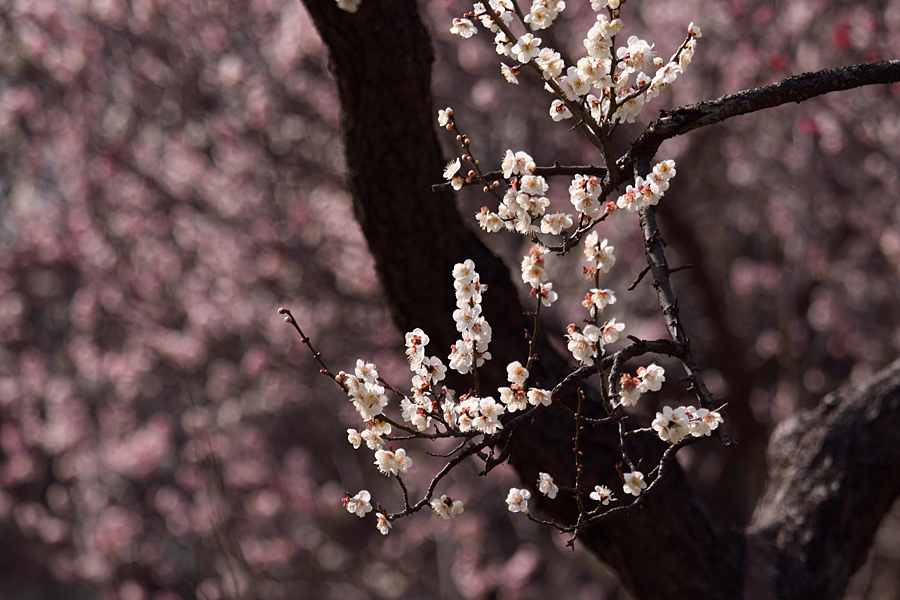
(631, 60), (900, 162)
(748, 358), (900, 600)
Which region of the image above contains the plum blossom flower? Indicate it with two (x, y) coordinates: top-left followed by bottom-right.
(566, 324), (601, 365)
(500, 63), (519, 84)
(534, 47), (564, 80)
(437, 107), (453, 127)
(534, 282), (558, 307)
(540, 212), (573, 235)
(538, 472), (558, 499)
(582, 288), (616, 312)
(342, 490), (372, 517)
(450, 18), (478, 38)
(499, 385), (527, 412)
(476, 207), (504, 232)
(431, 495), (465, 520)
(506, 487), (531, 513)
(527, 388), (552, 407)
(550, 99), (572, 121)
(506, 361), (529, 385)
(637, 363), (665, 392)
(375, 512), (391, 535)
(652, 406), (690, 443)
(355, 359), (378, 383)
(512, 33), (542, 63)
(347, 429), (362, 449)
(622, 471), (647, 496)
(521, 245), (548, 288)
(687, 407), (724, 437)
(590, 485), (615, 505)
(444, 158), (462, 180)
(618, 373), (642, 406)
(374, 448), (413, 477)
(501, 150), (536, 178)
(584, 232), (615, 272)
(600, 318), (625, 344)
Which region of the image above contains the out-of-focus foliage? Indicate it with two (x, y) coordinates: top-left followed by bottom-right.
(0, 0), (899, 599)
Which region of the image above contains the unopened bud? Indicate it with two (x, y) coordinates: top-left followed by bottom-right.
(284, 316), (293, 323)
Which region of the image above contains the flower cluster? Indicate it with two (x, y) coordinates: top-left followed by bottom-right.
(430, 495), (465, 520)
(336, 360), (389, 420)
(651, 405), (724, 443)
(616, 160), (677, 212)
(342, 490), (373, 517)
(448, 260), (492, 375)
(618, 363), (666, 407)
(451, 1), (701, 129)
(498, 360), (552, 412)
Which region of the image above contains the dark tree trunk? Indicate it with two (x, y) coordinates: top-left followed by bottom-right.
(300, 1), (900, 598)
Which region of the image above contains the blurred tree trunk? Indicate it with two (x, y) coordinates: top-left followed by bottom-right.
(300, 1), (900, 598)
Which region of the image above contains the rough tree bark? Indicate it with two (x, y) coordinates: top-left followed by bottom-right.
(300, 1), (900, 598)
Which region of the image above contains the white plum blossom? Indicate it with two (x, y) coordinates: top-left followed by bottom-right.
(566, 324), (601, 365)
(405, 328), (429, 371)
(512, 33), (542, 63)
(688, 406), (724, 437)
(349, 380), (388, 420)
(521, 245), (548, 288)
(431, 495), (465, 520)
(590, 485), (615, 505)
(622, 471), (647, 496)
(347, 429), (362, 449)
(534, 47), (564, 80)
(506, 487), (531, 513)
(437, 107), (453, 128)
(355, 359), (378, 383)
(499, 385), (528, 412)
(527, 388), (553, 407)
(374, 448), (413, 477)
(584, 232), (616, 272)
(618, 373), (642, 406)
(450, 18), (478, 38)
(687, 22), (702, 38)
(616, 36), (656, 76)
(361, 427), (386, 450)
(525, 0), (565, 30)
(476, 207), (505, 232)
(443, 158), (462, 180)
(637, 363), (666, 392)
(420, 356), (447, 384)
(343, 490), (372, 517)
(538, 472), (559, 499)
(473, 396), (505, 434)
(582, 288), (616, 313)
(535, 282), (559, 307)
(375, 512), (391, 535)
(613, 94), (645, 124)
(448, 339), (475, 375)
(540, 212), (574, 236)
(501, 150), (536, 178)
(652, 406), (690, 443)
(507, 361), (529, 385)
(550, 99), (572, 121)
(600, 318), (625, 344)
(520, 174), (549, 196)
(500, 63), (519, 84)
